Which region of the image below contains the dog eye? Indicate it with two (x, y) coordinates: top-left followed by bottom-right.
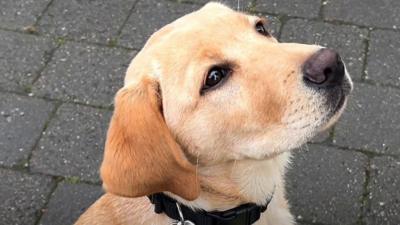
(255, 21), (269, 36)
(202, 66), (230, 91)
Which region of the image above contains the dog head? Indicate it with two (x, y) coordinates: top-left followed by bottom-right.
(100, 2), (352, 200)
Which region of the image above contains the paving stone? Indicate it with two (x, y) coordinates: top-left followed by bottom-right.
(0, 30), (55, 92)
(30, 104), (112, 182)
(0, 94), (54, 167)
(0, 169), (53, 225)
(280, 19), (367, 80)
(323, 0), (400, 29)
(39, 182), (103, 225)
(287, 144), (367, 225)
(367, 30), (400, 87)
(255, 0), (321, 18)
(333, 83), (400, 154)
(0, 0), (50, 30)
(38, 0), (136, 43)
(119, 0), (198, 49)
(366, 157), (400, 225)
(33, 42), (134, 106)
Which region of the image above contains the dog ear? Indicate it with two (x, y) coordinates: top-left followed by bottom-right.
(100, 78), (200, 200)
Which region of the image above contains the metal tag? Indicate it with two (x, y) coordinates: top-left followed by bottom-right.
(175, 202), (196, 225)
(176, 220), (195, 225)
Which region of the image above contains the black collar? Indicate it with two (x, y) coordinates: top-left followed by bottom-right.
(148, 193), (272, 225)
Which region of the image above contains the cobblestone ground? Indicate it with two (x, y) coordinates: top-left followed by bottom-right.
(0, 0), (399, 225)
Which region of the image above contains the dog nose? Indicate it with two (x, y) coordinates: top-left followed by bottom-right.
(303, 48), (345, 87)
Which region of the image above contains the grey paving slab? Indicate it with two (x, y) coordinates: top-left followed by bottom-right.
(0, 30), (55, 92)
(0, 169), (53, 225)
(287, 145), (367, 225)
(30, 103), (112, 182)
(33, 42), (134, 106)
(255, 0), (321, 18)
(323, 0), (400, 29)
(367, 30), (400, 87)
(119, 0), (198, 49)
(37, 0), (136, 43)
(39, 182), (103, 225)
(333, 83), (400, 154)
(280, 19), (367, 80)
(366, 157), (400, 225)
(0, 0), (50, 30)
(0, 94), (54, 167)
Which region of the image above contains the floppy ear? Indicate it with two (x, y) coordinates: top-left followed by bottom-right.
(100, 78), (200, 200)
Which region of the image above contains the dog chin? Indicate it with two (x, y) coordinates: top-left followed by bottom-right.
(320, 96), (348, 132)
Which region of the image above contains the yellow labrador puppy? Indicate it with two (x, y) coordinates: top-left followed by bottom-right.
(75, 2), (352, 225)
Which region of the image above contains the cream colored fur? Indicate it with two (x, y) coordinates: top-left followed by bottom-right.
(75, 2), (352, 225)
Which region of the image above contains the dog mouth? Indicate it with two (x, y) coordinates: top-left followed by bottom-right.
(332, 89), (346, 114)
(321, 77), (352, 126)
(333, 77), (352, 111)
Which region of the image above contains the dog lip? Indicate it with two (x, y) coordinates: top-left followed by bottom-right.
(332, 91), (346, 114)
(329, 77), (352, 113)
(341, 77), (353, 95)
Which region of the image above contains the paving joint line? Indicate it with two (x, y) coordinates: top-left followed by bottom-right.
(314, 142), (400, 159)
(0, 166), (60, 225)
(115, 0), (141, 39)
(51, 36), (138, 51)
(172, 0), (211, 5)
(33, 176), (61, 225)
(296, 219), (333, 225)
(61, 176), (102, 186)
(1, 5), (400, 37)
(0, 166), (102, 186)
(356, 157), (372, 225)
(246, 0), (258, 14)
(25, 101), (62, 171)
(1, 11), (400, 54)
(30, 43), (62, 87)
(249, 9), (400, 33)
(0, 88), (114, 111)
(327, 125), (335, 144)
(185, 7), (393, 42)
(318, 0), (326, 20)
(353, 79), (400, 91)
(0, 26), (40, 36)
(0, 27), (140, 51)
(275, 15), (290, 40)
(33, 0), (56, 27)
(360, 30), (371, 81)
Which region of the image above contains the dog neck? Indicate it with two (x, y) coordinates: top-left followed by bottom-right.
(168, 152), (290, 211)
